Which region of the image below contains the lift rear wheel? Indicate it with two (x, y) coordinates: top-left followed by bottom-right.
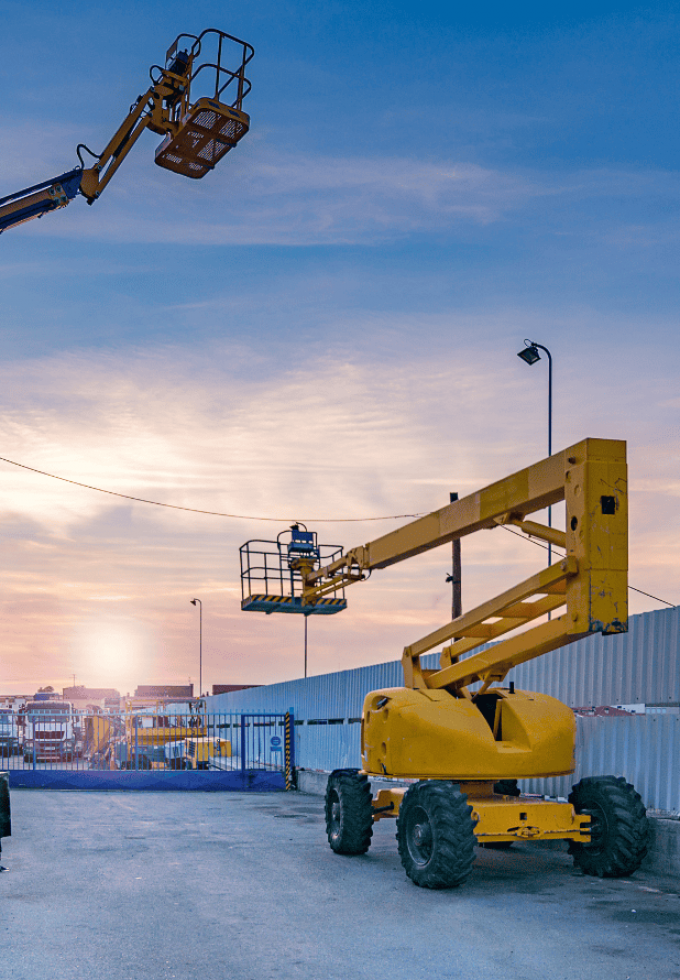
(325, 770), (373, 855)
(568, 776), (649, 878)
(396, 781), (476, 889)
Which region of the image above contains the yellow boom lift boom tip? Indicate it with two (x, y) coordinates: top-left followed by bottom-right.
(0, 28), (253, 233)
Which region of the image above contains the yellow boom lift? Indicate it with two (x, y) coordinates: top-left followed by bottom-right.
(240, 438), (649, 888)
(0, 28), (253, 233)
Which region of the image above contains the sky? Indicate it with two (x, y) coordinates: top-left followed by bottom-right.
(1, 0), (678, 697)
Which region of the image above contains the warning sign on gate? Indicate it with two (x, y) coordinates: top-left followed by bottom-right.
(270, 735), (282, 752)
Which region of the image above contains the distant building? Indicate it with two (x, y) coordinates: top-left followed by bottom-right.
(645, 704), (680, 715)
(212, 684), (261, 696)
(0, 695), (28, 711)
(573, 705), (635, 717)
(63, 686), (121, 710)
(134, 685), (194, 699)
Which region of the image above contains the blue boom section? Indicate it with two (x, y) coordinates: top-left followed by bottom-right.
(0, 168), (83, 233)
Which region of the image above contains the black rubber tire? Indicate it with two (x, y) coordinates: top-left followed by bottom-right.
(325, 770), (374, 855)
(568, 776), (649, 878)
(396, 781), (476, 889)
(494, 779), (521, 797)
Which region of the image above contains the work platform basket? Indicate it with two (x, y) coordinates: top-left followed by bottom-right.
(153, 28), (252, 178)
(240, 526), (347, 616)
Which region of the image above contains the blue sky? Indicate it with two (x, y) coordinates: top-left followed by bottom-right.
(1, 0), (678, 695)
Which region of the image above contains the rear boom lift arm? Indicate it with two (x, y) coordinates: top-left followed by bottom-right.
(0, 28), (253, 233)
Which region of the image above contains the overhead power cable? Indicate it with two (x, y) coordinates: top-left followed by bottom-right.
(1, 454), (674, 608)
(499, 523), (675, 609)
(0, 455), (425, 523)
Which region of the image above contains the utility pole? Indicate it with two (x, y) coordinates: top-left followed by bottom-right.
(447, 492), (462, 619)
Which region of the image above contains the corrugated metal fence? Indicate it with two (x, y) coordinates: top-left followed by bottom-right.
(523, 714), (680, 813)
(511, 605), (680, 708)
(207, 606), (680, 814)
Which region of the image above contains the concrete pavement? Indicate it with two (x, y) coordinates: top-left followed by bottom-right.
(2, 789), (680, 980)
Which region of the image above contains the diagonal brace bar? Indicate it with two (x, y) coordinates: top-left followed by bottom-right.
(403, 558), (577, 664)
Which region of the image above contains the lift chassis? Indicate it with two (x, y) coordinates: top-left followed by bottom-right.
(242, 438), (649, 888)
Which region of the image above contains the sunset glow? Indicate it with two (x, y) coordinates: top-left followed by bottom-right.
(1, 3), (678, 696)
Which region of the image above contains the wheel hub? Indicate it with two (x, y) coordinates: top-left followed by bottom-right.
(413, 822), (432, 848)
(407, 807), (434, 866)
(583, 805), (608, 850)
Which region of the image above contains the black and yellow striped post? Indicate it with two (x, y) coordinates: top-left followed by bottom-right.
(0, 771), (10, 870)
(284, 712), (296, 790)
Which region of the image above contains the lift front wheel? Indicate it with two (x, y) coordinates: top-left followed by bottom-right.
(396, 781), (476, 889)
(568, 776), (649, 878)
(324, 770), (373, 855)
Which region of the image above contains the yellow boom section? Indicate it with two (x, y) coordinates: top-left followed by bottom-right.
(303, 437), (627, 693)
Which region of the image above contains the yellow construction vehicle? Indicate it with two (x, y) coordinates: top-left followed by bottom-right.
(241, 438), (649, 888)
(0, 28), (253, 233)
(114, 702), (209, 770)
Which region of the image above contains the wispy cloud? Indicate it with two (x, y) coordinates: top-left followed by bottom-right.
(0, 334), (676, 692)
(5, 117), (678, 247)
(0, 343), (522, 531)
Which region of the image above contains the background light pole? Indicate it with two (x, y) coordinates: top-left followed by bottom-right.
(517, 339), (553, 565)
(304, 614), (309, 679)
(190, 598), (202, 697)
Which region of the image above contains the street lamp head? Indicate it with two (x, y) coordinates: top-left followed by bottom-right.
(190, 598), (198, 606)
(517, 340), (541, 366)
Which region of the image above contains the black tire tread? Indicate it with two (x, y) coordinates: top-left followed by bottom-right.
(324, 769), (373, 855)
(396, 781), (476, 889)
(568, 775), (649, 878)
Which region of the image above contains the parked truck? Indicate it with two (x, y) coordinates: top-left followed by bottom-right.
(0, 710), (18, 758)
(18, 700), (76, 763)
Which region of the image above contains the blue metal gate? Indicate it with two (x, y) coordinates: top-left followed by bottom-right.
(2, 709), (294, 792)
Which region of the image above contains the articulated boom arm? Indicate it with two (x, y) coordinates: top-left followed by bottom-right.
(0, 28), (253, 233)
(303, 438), (628, 695)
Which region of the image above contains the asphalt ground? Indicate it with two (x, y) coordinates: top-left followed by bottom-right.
(2, 789), (680, 980)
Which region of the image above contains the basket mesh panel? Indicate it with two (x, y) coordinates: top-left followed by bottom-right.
(194, 110), (218, 128)
(155, 101), (248, 177)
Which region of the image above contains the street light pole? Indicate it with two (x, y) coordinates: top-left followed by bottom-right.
(517, 339), (553, 564)
(190, 598), (202, 697)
